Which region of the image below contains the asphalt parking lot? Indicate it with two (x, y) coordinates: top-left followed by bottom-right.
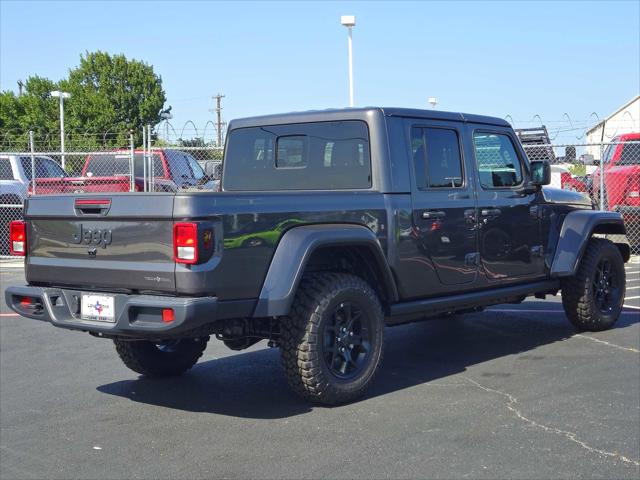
(0, 259), (638, 479)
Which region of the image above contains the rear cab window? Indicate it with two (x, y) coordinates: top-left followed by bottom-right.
(223, 120), (371, 191)
(84, 154), (163, 177)
(473, 132), (524, 188)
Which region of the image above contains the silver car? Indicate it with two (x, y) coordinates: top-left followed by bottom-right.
(0, 154), (67, 203)
(0, 155), (66, 255)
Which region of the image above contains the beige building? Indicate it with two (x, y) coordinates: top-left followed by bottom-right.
(586, 96), (640, 159)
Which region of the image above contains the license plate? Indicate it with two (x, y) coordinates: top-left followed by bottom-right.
(81, 294), (115, 322)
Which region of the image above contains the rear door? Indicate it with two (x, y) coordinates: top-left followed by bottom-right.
(408, 120), (478, 293)
(25, 194), (177, 294)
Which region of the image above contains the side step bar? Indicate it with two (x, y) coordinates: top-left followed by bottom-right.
(388, 280), (560, 323)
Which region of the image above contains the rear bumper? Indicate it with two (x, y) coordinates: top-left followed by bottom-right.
(5, 286), (218, 339)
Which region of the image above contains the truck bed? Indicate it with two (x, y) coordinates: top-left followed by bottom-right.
(23, 191), (389, 299)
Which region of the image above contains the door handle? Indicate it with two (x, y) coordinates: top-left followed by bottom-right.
(422, 210), (446, 220)
(481, 208), (501, 217)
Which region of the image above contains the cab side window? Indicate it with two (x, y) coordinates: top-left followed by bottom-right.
(473, 132), (523, 188)
(411, 127), (463, 189)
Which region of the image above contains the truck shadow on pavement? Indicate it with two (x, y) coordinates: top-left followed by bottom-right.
(97, 303), (639, 419)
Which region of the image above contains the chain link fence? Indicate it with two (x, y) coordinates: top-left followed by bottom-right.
(521, 140), (640, 250)
(1, 129), (638, 257)
(0, 128), (223, 256)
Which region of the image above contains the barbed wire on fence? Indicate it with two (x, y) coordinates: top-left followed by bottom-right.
(1, 130), (638, 257)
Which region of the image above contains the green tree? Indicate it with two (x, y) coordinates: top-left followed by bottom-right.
(0, 51), (168, 149)
(63, 51), (169, 144)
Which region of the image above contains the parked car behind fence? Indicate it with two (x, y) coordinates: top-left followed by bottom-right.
(0, 155), (68, 255)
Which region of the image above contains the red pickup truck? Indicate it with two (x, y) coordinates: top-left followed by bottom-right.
(41, 149), (212, 194)
(591, 132), (640, 246)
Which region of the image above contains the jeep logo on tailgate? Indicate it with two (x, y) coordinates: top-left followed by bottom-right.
(72, 224), (113, 248)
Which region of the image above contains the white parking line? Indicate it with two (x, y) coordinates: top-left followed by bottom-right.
(575, 334), (640, 353)
(625, 296), (640, 301)
(627, 285), (640, 290)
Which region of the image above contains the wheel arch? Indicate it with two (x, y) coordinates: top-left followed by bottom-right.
(252, 224), (398, 317)
(551, 210), (629, 277)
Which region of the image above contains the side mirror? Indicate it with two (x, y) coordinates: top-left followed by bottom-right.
(530, 160), (551, 186)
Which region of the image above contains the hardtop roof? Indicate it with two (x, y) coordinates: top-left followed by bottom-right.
(228, 107), (510, 130)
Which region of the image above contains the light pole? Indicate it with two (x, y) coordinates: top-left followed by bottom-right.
(50, 90), (70, 168)
(428, 97), (439, 109)
(160, 112), (173, 143)
(341, 15), (356, 107)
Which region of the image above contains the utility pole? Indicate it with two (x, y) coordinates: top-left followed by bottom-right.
(17, 80), (24, 96)
(210, 93), (226, 147)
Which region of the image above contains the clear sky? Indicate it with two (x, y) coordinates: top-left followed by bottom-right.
(1, 0), (639, 144)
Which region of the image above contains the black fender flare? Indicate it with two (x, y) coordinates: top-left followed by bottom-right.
(252, 224), (398, 317)
(550, 210), (628, 277)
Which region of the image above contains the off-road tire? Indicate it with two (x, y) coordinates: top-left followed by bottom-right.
(561, 238), (625, 331)
(113, 336), (209, 377)
(280, 273), (384, 405)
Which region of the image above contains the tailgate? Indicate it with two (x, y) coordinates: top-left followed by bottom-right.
(25, 194), (176, 294)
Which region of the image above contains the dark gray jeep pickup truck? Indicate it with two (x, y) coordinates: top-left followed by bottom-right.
(6, 108), (630, 405)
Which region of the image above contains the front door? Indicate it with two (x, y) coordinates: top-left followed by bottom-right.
(469, 127), (545, 282)
(409, 123), (478, 292)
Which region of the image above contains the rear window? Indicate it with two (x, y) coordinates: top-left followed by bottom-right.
(84, 154), (163, 177)
(223, 120), (371, 191)
(411, 127), (463, 188)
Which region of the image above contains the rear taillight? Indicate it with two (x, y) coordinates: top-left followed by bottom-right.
(173, 223), (198, 264)
(625, 177), (640, 203)
(629, 178), (639, 198)
(9, 221), (26, 256)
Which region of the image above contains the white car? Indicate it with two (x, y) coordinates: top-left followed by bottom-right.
(0, 154), (67, 204)
(1, 155), (67, 255)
